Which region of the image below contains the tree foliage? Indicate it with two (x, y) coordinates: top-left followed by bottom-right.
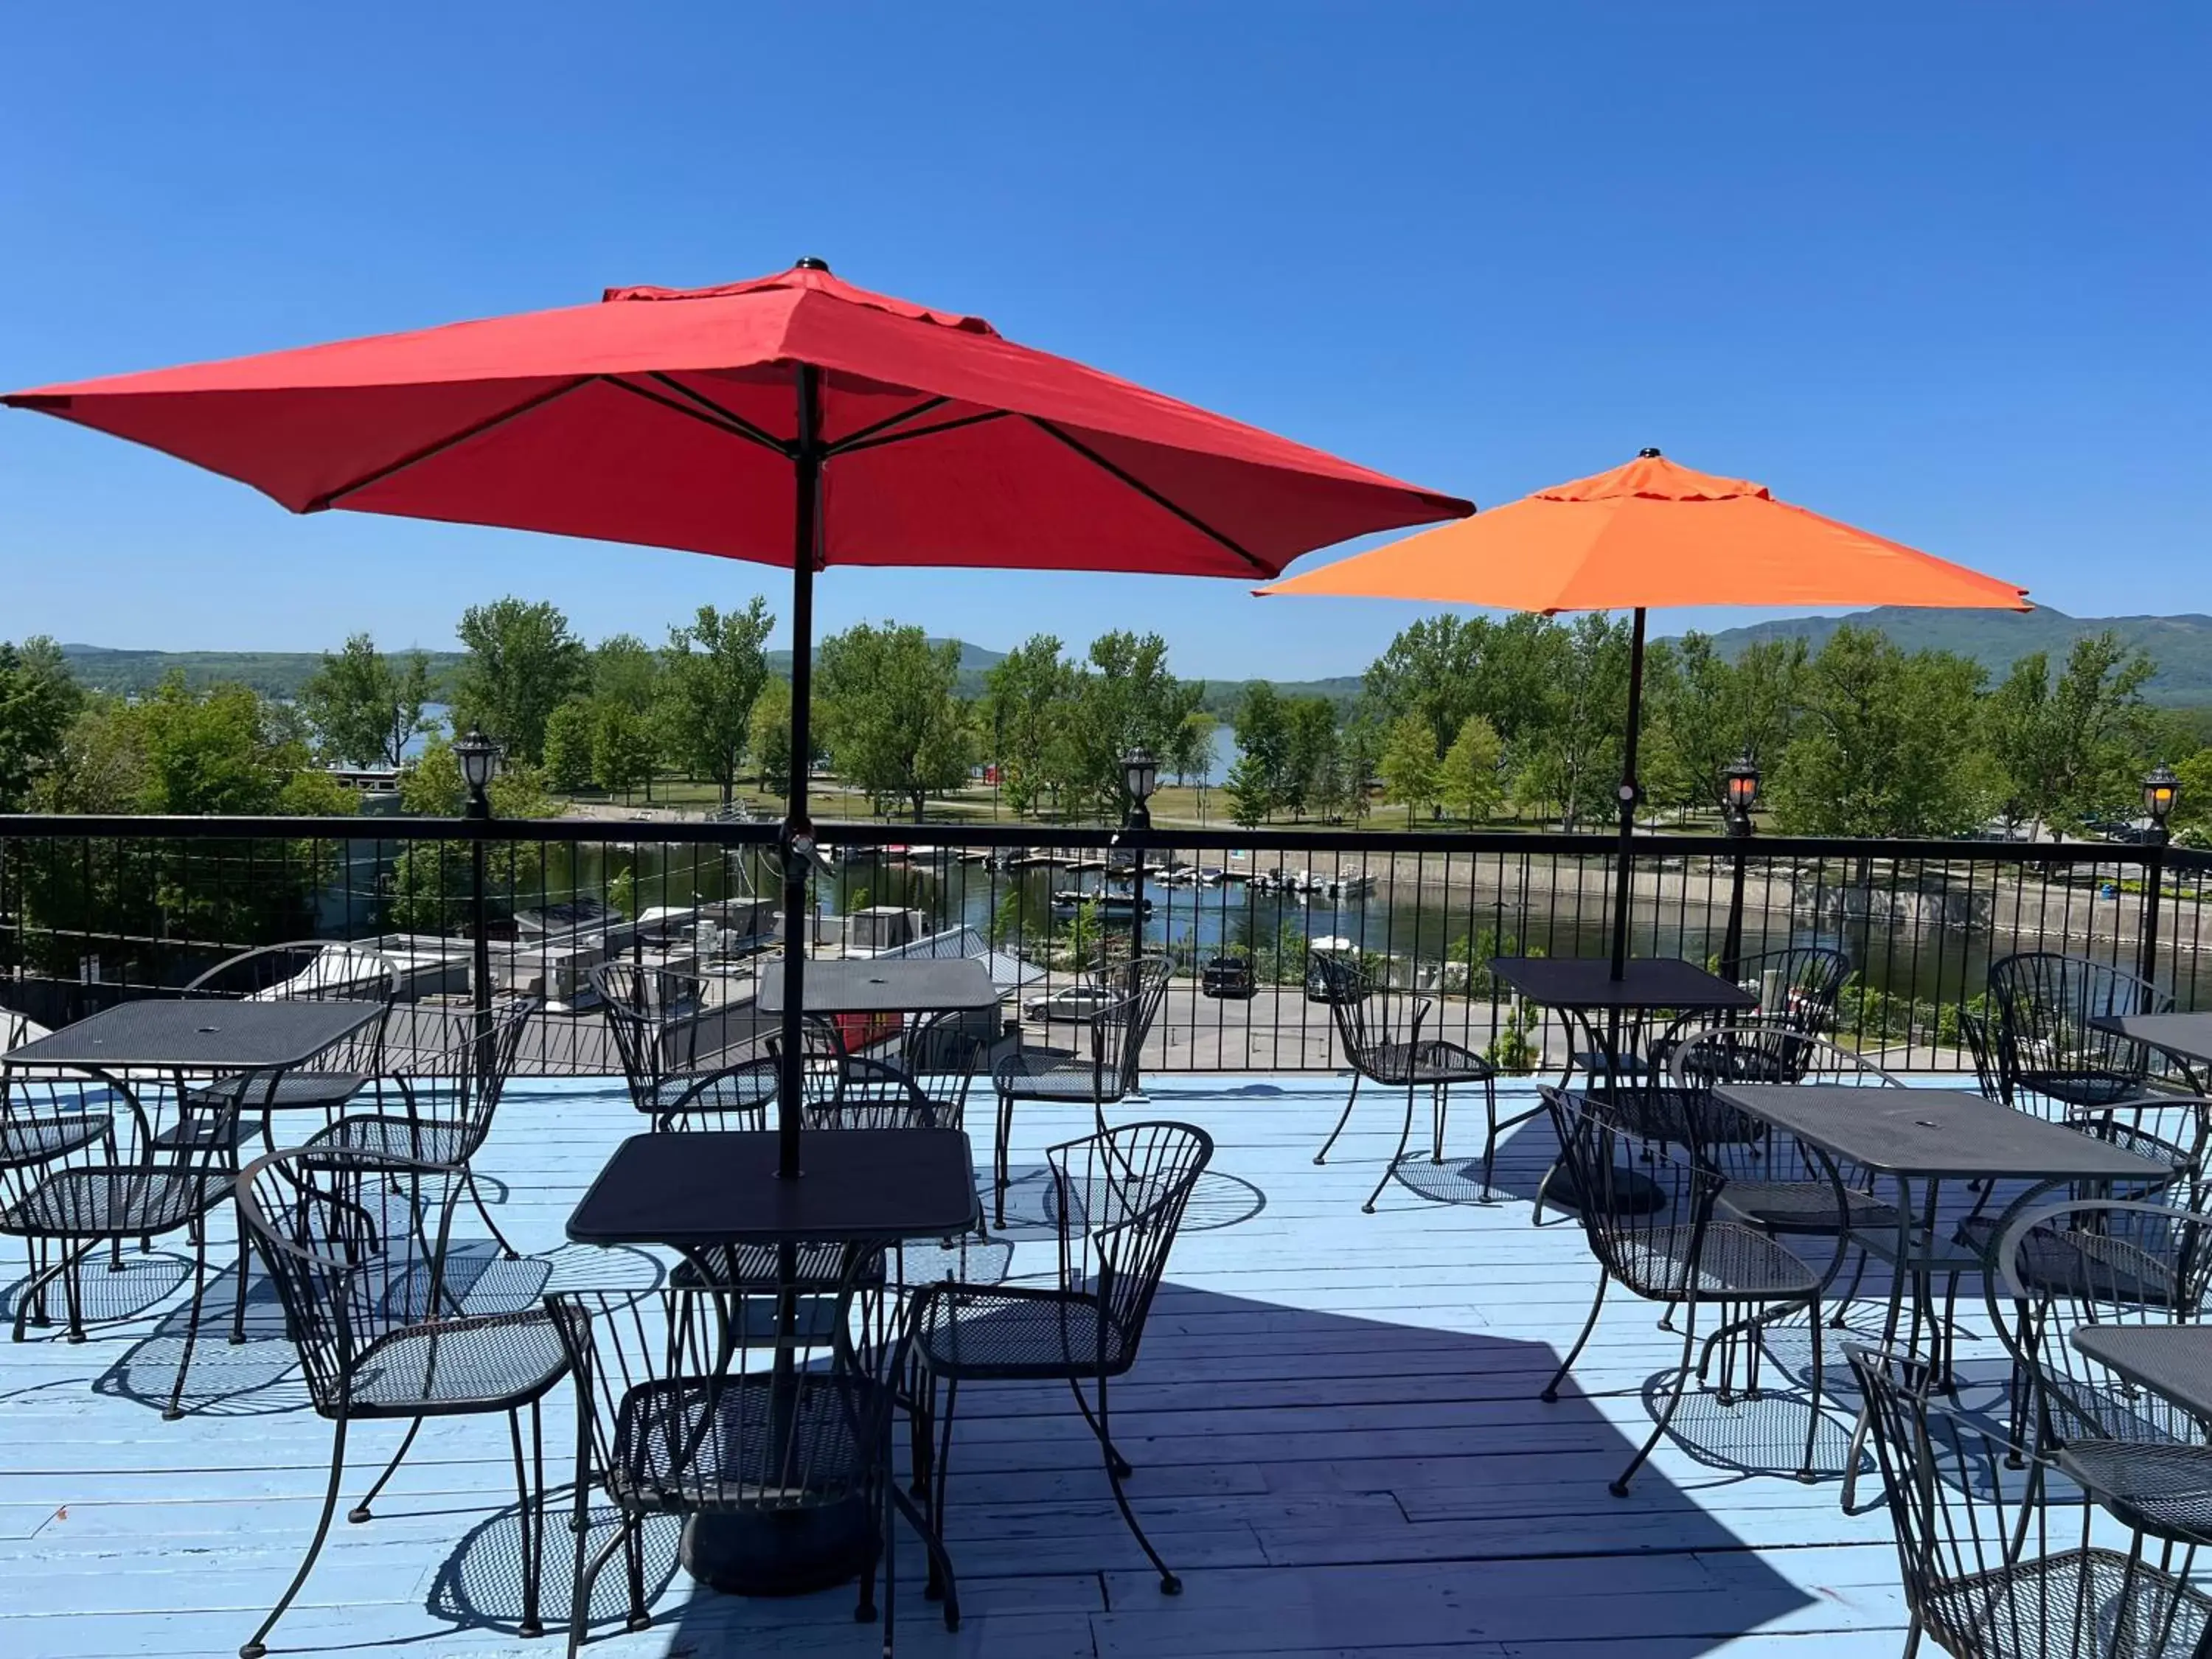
(0, 637), (83, 812)
(453, 597), (588, 763)
(660, 599), (773, 806)
(1439, 714), (1505, 824)
(299, 634), (431, 769)
(816, 622), (970, 821)
(1378, 713), (1441, 825)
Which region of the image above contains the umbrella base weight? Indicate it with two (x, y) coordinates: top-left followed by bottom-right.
(681, 1498), (872, 1595)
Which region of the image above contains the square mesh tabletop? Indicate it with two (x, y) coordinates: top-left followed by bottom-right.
(1714, 1085), (2178, 1183)
(755, 958), (998, 1017)
(567, 1127), (980, 1248)
(2071, 1325), (2212, 1419)
(2090, 1012), (2212, 1069)
(1489, 956), (1757, 1014)
(7, 998), (383, 1071)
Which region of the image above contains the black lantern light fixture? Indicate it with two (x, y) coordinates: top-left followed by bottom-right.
(453, 728), (503, 820)
(2144, 763), (2180, 842)
(1123, 746), (1159, 832)
(1722, 751), (1761, 837)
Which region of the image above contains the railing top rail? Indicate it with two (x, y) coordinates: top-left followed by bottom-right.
(0, 810), (2191, 868)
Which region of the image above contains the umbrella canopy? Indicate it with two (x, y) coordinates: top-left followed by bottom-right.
(5, 260), (1468, 578)
(1259, 448), (2030, 977)
(8, 258), (1471, 1174)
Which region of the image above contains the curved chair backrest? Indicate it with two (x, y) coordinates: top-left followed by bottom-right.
(0, 1074), (120, 1199)
(1312, 955), (1432, 1086)
(368, 997), (537, 1167)
(656, 1057), (777, 1133)
(1986, 1197), (2212, 1454)
(185, 941), (401, 1072)
(1666, 1027), (1902, 1177)
(1051, 1119), (1211, 1374)
(1957, 1008), (2000, 1098)
(1847, 1342), (2212, 1657)
(1987, 951), (2170, 1116)
(239, 1144), (453, 1416)
(834, 1009), (989, 1131)
(590, 959), (710, 1115)
(0, 1008), (51, 1053)
(1734, 945), (1851, 1036)
(1093, 954), (1171, 1099)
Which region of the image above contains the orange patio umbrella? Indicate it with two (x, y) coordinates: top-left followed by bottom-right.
(1257, 448), (2031, 977)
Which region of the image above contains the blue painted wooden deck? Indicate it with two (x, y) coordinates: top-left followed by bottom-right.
(0, 1074), (1961, 1658)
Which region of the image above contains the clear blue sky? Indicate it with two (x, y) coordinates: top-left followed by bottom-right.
(2, 3), (2205, 681)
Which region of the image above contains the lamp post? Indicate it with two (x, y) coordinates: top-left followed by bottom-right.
(2140, 763), (2178, 985)
(1719, 751), (1761, 982)
(452, 728), (503, 1040)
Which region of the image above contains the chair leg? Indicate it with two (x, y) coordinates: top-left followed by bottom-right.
(166, 1230), (212, 1421)
(240, 1418), (347, 1659)
(1361, 1081), (1418, 1214)
(907, 1353), (935, 1500)
(622, 1513), (650, 1633)
(1092, 1368), (1180, 1593)
(60, 1241), (87, 1343)
(1314, 1074), (1361, 1166)
(1071, 1372), (1133, 1478)
(568, 1524), (634, 1659)
(509, 1407), (546, 1639)
(1541, 1273), (1607, 1403)
(993, 1093), (1014, 1228)
(1613, 1299), (1699, 1498)
(1431, 1082), (1447, 1163)
(1798, 1301), (1824, 1484)
(1480, 1077), (1500, 1194)
(231, 1220), (251, 1344)
(350, 1417), (425, 1523)
(466, 1167), (521, 1262)
(930, 1377), (961, 1585)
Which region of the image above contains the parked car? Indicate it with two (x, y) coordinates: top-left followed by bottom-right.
(1201, 955), (1256, 1000)
(1023, 984), (1118, 1023)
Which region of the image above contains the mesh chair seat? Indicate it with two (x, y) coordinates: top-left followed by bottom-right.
(1613, 1220), (1824, 1302)
(345, 1309), (568, 1416)
(608, 1372), (877, 1512)
(2057, 1442), (2212, 1545)
(911, 1284), (1136, 1380)
(0, 1167), (230, 1237)
(2014, 1069), (2154, 1111)
(151, 1113), (257, 1155)
(993, 1048), (1101, 1103)
(1364, 1038), (1493, 1088)
(307, 1115), (472, 1166)
(669, 1241), (879, 1291)
(1717, 1179), (1902, 1236)
(2040, 1371), (2201, 1448)
(0, 1115), (111, 1168)
(1921, 1546), (2212, 1657)
(1610, 1088), (1764, 1149)
(1960, 1216), (2185, 1304)
(187, 1071), (370, 1113)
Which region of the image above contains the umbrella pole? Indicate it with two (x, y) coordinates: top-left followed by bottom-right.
(1608, 606), (1647, 981)
(776, 362), (824, 1180)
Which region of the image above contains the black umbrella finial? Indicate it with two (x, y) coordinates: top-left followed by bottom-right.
(796, 256), (832, 271)
(1637, 446), (1663, 458)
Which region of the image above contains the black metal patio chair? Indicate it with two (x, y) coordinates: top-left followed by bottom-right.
(1986, 1197), (2212, 1549)
(549, 1270), (928, 1653)
(989, 955), (1169, 1228)
(1307, 951), (1500, 1214)
(906, 1120), (1213, 1599)
(1848, 1343), (2212, 1659)
(590, 960), (712, 1121)
(1537, 1086), (1845, 1495)
(180, 940), (402, 1120)
(1639, 945), (1851, 1082)
(305, 997), (539, 1258)
(236, 1144), (568, 1659)
(1987, 952), (2187, 1118)
(810, 1009), (990, 1133)
(0, 1069), (239, 1418)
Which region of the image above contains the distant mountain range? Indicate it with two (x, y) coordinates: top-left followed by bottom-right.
(56, 608), (2212, 709)
(1703, 608), (2212, 705)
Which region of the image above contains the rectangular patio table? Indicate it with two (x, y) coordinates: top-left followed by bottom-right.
(2090, 1010), (2212, 1071)
(2071, 1324), (2212, 1426)
(754, 956), (999, 1016)
(7, 998), (384, 1078)
(1491, 956), (1756, 1217)
(568, 1126), (978, 1596)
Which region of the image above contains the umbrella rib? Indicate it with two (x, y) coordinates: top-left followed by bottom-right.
(305, 377), (595, 512)
(601, 376), (796, 454)
(644, 373), (795, 456)
(1026, 417), (1271, 575)
(830, 407), (1011, 457)
(822, 395), (953, 453)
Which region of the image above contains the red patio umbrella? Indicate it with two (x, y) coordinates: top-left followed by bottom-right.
(7, 258), (1470, 1176)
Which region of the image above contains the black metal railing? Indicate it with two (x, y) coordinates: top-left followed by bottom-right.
(0, 812), (2203, 1077)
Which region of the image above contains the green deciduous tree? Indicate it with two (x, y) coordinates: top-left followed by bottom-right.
(1232, 683), (1290, 820)
(817, 623), (970, 821)
(591, 702), (658, 800)
(750, 678), (793, 797)
(1225, 751), (1274, 829)
(1983, 632), (2154, 837)
(981, 633), (1074, 818)
(540, 700), (596, 793)
(0, 637), (83, 812)
(453, 597), (588, 763)
(1378, 712), (1441, 825)
(1439, 714), (1505, 824)
(661, 599), (773, 807)
(1281, 697), (1340, 821)
(1060, 632), (1203, 821)
(299, 634), (431, 769)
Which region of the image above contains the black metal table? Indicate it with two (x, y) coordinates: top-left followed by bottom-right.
(2091, 1010), (2212, 1070)
(6, 998), (383, 1077)
(754, 957), (999, 1016)
(568, 1127), (979, 1595)
(1490, 956), (1756, 1217)
(2072, 1325), (2212, 1426)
